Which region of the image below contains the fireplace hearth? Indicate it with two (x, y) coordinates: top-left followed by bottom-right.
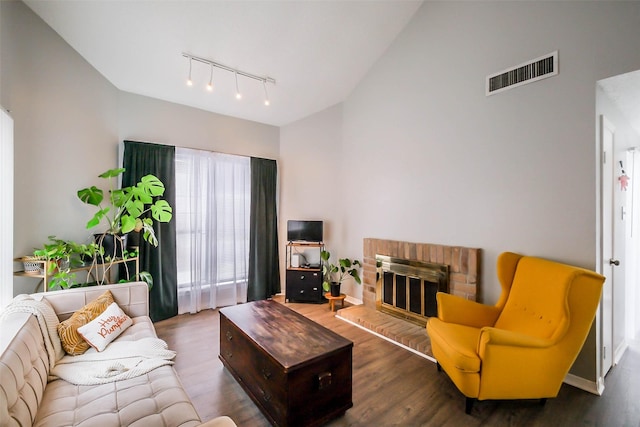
(333, 239), (479, 361)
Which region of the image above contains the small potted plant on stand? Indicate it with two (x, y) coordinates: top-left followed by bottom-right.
(321, 250), (362, 297)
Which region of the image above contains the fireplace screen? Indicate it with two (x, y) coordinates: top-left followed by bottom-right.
(376, 255), (449, 326)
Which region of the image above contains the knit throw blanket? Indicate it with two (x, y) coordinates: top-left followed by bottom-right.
(0, 295), (65, 370)
(50, 337), (176, 385)
(2, 295), (175, 386)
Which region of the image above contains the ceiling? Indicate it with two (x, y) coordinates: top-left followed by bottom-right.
(20, 1), (640, 132)
(23, 0), (423, 127)
(598, 69), (640, 138)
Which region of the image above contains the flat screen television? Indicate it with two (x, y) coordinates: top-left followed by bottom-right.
(287, 220), (323, 242)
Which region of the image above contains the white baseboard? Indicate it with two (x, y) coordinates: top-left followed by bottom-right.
(563, 373), (604, 396)
(614, 340), (628, 366)
(344, 296), (362, 306)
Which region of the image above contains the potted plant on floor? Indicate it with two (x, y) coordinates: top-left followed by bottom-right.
(77, 167), (173, 284)
(321, 250), (362, 297)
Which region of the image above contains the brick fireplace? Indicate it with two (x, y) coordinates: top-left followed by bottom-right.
(362, 238), (480, 310)
(334, 239), (480, 360)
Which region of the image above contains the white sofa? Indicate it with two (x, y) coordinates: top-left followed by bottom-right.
(0, 282), (236, 427)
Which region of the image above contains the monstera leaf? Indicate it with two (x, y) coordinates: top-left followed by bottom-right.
(77, 168), (173, 247)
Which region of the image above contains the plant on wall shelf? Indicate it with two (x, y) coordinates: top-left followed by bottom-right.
(321, 250), (362, 297)
(32, 236), (100, 289)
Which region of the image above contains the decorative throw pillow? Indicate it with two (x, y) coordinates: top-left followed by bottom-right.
(57, 290), (114, 355)
(77, 302), (133, 352)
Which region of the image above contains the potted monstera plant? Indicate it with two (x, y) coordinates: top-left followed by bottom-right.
(321, 250), (362, 297)
(77, 167), (173, 284)
(78, 167), (172, 249)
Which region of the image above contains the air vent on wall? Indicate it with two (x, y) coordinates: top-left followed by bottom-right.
(486, 51), (558, 96)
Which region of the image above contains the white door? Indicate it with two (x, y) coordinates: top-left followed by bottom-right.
(601, 115), (616, 377)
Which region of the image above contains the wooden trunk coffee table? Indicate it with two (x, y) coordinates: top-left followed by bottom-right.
(219, 300), (353, 427)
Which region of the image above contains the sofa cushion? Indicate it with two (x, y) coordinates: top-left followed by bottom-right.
(34, 365), (201, 427)
(78, 302), (133, 352)
(57, 290), (114, 355)
(117, 316), (158, 341)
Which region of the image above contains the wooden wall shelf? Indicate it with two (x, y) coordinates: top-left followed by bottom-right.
(13, 256), (139, 292)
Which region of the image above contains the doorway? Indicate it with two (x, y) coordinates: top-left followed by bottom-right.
(597, 70), (640, 389)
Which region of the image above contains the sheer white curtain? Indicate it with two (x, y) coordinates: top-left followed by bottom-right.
(175, 148), (250, 314)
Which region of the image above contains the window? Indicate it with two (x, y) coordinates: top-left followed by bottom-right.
(175, 148), (250, 313)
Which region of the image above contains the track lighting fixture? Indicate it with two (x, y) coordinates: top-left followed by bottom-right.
(182, 53), (275, 106)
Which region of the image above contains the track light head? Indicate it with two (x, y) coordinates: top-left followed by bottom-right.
(235, 71), (242, 100)
(263, 79), (270, 106)
(206, 64), (213, 92)
(186, 57), (193, 86)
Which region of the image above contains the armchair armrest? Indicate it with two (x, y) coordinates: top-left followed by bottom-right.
(436, 292), (501, 328)
(478, 327), (554, 350)
(476, 327), (568, 399)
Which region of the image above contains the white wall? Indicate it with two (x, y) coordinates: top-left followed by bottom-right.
(279, 104), (343, 290)
(342, 1), (640, 305)
(280, 1), (640, 383)
(1, 0), (120, 295)
(118, 92), (279, 159)
(1, 1), (280, 296)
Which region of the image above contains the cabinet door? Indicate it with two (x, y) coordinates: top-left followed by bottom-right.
(286, 270), (322, 302)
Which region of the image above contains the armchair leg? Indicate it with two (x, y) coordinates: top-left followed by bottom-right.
(540, 398), (547, 406)
(465, 397), (476, 414)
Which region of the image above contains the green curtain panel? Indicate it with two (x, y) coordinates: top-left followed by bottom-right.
(122, 140), (178, 322)
(248, 157), (281, 300)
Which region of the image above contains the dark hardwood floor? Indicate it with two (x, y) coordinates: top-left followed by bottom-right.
(155, 298), (640, 426)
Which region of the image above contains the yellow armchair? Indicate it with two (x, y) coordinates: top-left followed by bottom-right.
(426, 252), (605, 413)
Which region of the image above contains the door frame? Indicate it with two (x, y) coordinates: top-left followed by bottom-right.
(599, 115), (616, 387)
(0, 108), (13, 309)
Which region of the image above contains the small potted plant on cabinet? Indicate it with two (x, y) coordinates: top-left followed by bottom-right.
(321, 250), (362, 297)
